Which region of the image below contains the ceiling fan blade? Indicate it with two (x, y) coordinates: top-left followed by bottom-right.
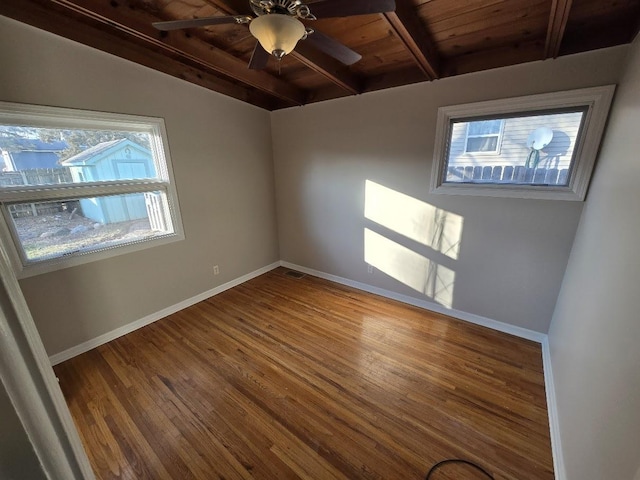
(305, 30), (362, 65)
(249, 42), (270, 70)
(311, 0), (396, 18)
(152, 16), (248, 31)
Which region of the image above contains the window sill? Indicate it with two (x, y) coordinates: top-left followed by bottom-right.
(14, 231), (184, 279)
(431, 182), (583, 201)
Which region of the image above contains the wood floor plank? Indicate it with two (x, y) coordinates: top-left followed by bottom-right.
(55, 267), (554, 479)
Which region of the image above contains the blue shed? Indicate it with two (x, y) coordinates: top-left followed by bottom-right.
(61, 139), (156, 224)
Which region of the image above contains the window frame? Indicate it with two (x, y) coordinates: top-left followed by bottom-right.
(463, 119), (505, 155)
(430, 85), (616, 201)
(0, 101), (184, 278)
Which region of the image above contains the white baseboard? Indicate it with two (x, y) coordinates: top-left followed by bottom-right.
(542, 337), (566, 480)
(48, 262), (280, 365)
(280, 261), (546, 343)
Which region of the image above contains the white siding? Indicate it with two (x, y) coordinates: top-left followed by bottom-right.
(448, 111), (583, 169)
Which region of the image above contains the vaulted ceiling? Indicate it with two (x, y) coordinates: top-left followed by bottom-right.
(2, 0), (639, 110)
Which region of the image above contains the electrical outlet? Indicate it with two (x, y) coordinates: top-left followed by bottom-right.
(367, 264), (374, 274)
(213, 265), (219, 275)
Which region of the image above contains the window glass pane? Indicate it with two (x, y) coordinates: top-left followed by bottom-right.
(7, 191), (173, 263)
(446, 110), (585, 186)
(468, 120), (502, 136)
(466, 136), (498, 152)
(0, 126), (158, 186)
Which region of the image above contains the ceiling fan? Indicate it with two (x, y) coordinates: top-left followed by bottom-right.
(153, 0), (396, 70)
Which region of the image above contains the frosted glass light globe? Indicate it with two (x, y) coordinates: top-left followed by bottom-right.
(250, 14), (306, 59)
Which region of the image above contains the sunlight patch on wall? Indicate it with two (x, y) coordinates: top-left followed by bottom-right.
(365, 180), (464, 259)
(364, 228), (455, 308)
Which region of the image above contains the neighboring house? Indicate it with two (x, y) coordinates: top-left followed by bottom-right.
(61, 139), (155, 224)
(1, 139), (68, 171)
(448, 112), (582, 171)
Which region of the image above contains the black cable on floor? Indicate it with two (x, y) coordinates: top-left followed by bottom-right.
(426, 459), (495, 479)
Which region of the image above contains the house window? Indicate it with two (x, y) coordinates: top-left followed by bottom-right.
(0, 102), (184, 277)
(430, 85), (616, 200)
(464, 119), (504, 154)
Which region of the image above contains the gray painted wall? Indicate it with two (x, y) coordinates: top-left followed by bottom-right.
(0, 16), (280, 356)
(271, 48), (627, 333)
(548, 36), (640, 480)
(0, 382), (47, 480)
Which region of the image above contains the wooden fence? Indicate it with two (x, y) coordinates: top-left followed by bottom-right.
(0, 168), (78, 219)
(8, 201), (81, 219)
(447, 165), (570, 185)
(0, 168), (73, 187)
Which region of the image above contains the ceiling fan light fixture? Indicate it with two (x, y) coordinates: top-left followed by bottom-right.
(249, 14), (305, 59)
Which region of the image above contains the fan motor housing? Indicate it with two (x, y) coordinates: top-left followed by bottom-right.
(250, 0), (312, 18)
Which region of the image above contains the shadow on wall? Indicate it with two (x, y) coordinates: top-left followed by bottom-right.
(363, 180), (464, 308)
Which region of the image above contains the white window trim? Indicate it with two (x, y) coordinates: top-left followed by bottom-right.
(463, 119), (505, 155)
(0, 102), (184, 278)
(430, 85), (616, 201)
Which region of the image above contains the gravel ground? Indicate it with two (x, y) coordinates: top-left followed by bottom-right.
(13, 213), (156, 260)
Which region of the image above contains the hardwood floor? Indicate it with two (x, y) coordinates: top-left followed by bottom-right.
(54, 268), (554, 480)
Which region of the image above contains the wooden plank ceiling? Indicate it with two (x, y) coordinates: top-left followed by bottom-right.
(1, 0), (639, 110)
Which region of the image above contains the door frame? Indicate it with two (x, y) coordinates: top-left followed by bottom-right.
(0, 242), (95, 479)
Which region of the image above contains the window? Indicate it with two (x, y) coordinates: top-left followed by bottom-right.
(464, 119), (504, 154)
(430, 85), (616, 200)
(0, 102), (183, 277)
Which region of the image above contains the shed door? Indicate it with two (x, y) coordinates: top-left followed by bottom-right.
(116, 163), (148, 220)
(116, 162), (147, 180)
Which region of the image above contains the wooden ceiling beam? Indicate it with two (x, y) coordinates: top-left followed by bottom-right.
(545, 0), (573, 58)
(0, 0), (284, 110)
(19, 0), (306, 105)
(442, 40), (545, 78)
(383, 0), (441, 80)
(61, 0), (308, 104)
